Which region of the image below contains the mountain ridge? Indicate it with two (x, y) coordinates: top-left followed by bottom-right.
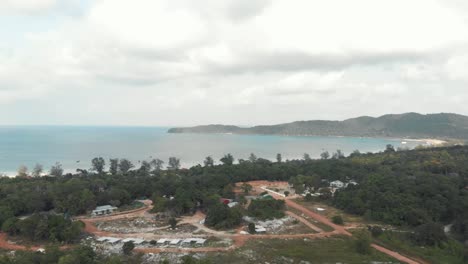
(167, 113), (468, 140)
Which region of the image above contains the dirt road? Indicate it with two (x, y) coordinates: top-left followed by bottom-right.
(260, 184), (423, 264)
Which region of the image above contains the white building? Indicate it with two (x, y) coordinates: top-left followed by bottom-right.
(255, 226), (267, 233)
(91, 205), (118, 216)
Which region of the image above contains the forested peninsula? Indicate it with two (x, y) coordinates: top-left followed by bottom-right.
(168, 112), (468, 140)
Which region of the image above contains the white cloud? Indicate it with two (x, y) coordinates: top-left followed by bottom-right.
(1, 0), (468, 125)
(0, 0), (57, 13)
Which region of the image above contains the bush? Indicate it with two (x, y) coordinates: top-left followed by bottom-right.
(368, 226), (383, 237)
(248, 199), (285, 220)
(412, 222), (447, 246)
(205, 203), (243, 229)
(122, 241), (135, 255)
(332, 215), (344, 225)
(354, 230), (372, 255)
(169, 217), (178, 229)
(248, 223), (256, 234)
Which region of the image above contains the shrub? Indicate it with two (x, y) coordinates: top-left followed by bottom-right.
(354, 230), (372, 255)
(248, 223), (256, 234)
(368, 226), (383, 237)
(122, 241), (135, 255)
(332, 215), (344, 225)
(248, 199), (285, 220)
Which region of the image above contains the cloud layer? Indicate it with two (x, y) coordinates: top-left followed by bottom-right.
(1, 0), (468, 126)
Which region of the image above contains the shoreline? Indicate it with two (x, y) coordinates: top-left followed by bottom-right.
(402, 138), (447, 146)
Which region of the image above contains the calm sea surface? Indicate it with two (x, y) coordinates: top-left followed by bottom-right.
(0, 126), (418, 175)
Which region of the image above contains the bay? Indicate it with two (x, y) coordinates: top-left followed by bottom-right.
(0, 126), (419, 175)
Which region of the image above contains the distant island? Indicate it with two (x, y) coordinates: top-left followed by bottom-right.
(168, 112), (468, 141)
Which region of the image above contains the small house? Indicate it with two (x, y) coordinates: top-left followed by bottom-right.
(255, 226), (267, 233)
(91, 205), (118, 216)
(169, 239), (181, 245)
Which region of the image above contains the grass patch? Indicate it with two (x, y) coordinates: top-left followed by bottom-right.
(374, 231), (466, 264)
(204, 237), (397, 264)
(295, 198), (367, 225)
(286, 207), (334, 232)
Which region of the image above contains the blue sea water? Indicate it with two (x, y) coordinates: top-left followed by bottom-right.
(0, 126), (418, 175)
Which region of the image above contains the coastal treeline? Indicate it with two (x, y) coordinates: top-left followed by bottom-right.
(0, 146), (467, 257)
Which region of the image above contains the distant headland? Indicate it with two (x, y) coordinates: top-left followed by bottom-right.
(168, 112), (468, 141)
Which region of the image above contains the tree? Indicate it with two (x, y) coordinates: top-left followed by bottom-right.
(384, 144), (395, 153)
(248, 223), (256, 234)
(168, 157), (181, 170)
(152, 196), (167, 213)
(320, 151), (330, 160)
(354, 230), (372, 255)
(204, 156), (214, 167)
(240, 183), (253, 194)
(139, 160), (151, 175)
(122, 241), (135, 255)
(91, 157), (106, 174)
(17, 165), (28, 177)
(109, 159), (119, 175)
(0, 206), (14, 227)
(303, 153), (311, 161)
(332, 215), (344, 225)
(368, 226), (383, 237)
(305, 193), (313, 201)
(32, 164), (43, 177)
(50, 162), (64, 177)
(150, 158), (164, 171)
(220, 154), (234, 165)
(332, 149), (345, 159)
(248, 153), (257, 163)
(1, 217), (18, 235)
(284, 191), (290, 197)
(169, 217), (178, 229)
(276, 153), (282, 163)
(118, 159), (134, 173)
(413, 222), (447, 246)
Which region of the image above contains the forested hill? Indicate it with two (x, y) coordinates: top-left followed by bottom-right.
(168, 113), (468, 140)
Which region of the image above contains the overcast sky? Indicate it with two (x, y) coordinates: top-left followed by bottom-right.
(1, 0), (468, 126)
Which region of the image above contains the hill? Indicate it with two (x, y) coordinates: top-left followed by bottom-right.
(168, 113), (468, 140)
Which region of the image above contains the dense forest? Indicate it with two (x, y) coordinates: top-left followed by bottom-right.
(0, 145), (467, 255)
(168, 112), (468, 140)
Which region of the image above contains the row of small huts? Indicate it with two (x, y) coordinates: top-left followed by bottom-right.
(96, 237), (206, 246)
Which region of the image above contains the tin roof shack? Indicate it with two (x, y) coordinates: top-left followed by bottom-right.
(91, 205), (118, 216)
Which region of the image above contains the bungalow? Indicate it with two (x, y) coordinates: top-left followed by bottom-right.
(330, 180), (345, 189)
(156, 239), (169, 245)
(181, 238), (207, 246)
(255, 226), (267, 233)
(169, 239), (181, 245)
(91, 205), (118, 216)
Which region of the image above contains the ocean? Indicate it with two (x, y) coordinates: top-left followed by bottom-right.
(0, 126), (419, 176)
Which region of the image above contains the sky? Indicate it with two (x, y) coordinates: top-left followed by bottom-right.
(1, 0), (468, 126)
